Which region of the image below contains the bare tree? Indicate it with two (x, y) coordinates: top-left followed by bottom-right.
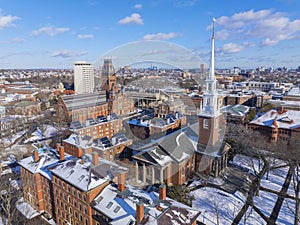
(0, 173), (25, 225)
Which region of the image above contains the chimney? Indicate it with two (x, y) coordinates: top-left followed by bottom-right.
(118, 173), (125, 192)
(56, 143), (61, 153)
(59, 146), (65, 161)
(136, 201), (144, 223)
(33, 150), (39, 162)
(278, 106), (285, 114)
(159, 184), (166, 200)
(92, 152), (99, 165)
(77, 147), (83, 158)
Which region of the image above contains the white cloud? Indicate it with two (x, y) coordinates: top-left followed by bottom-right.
(175, 0), (197, 7)
(134, 4), (142, 9)
(213, 9), (300, 47)
(0, 11), (19, 29)
(143, 32), (181, 40)
(118, 13), (143, 25)
(77, 34), (94, 39)
(0, 38), (25, 44)
(32, 26), (70, 36)
(51, 50), (88, 58)
(218, 43), (245, 54)
(215, 30), (229, 41)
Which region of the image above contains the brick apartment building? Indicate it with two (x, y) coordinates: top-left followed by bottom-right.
(18, 147), (200, 225)
(249, 107), (300, 144)
(68, 113), (122, 140)
(62, 132), (132, 161)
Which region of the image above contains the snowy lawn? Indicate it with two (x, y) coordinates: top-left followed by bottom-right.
(191, 154), (298, 225)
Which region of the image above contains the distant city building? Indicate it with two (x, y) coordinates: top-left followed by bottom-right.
(248, 81), (279, 92)
(283, 87), (300, 101)
(200, 63), (206, 74)
(74, 61), (95, 94)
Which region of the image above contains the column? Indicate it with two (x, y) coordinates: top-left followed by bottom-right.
(135, 161), (139, 181)
(151, 167), (155, 184)
(160, 168), (164, 184)
(142, 164), (146, 183)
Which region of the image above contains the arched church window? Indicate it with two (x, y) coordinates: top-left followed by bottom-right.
(203, 119), (209, 129)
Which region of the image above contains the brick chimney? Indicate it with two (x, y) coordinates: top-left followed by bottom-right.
(136, 201), (144, 223)
(77, 147), (83, 158)
(56, 143), (61, 153)
(92, 152), (99, 165)
(278, 106), (285, 114)
(59, 146), (65, 161)
(118, 173), (125, 192)
(33, 150), (39, 162)
(159, 184), (166, 200)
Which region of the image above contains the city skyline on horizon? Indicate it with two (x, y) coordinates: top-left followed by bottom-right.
(1, 0), (300, 69)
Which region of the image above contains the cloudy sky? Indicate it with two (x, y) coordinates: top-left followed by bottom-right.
(1, 0), (300, 69)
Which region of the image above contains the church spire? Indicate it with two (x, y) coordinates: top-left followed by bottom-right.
(199, 18), (220, 117)
(208, 17), (216, 80)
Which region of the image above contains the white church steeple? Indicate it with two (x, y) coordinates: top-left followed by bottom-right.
(199, 18), (220, 118)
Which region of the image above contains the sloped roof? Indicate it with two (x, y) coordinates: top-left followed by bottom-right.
(250, 109), (300, 129)
(18, 147), (73, 180)
(92, 184), (200, 225)
(49, 155), (128, 192)
(132, 123), (199, 165)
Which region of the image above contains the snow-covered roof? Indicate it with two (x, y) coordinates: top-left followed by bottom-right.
(16, 197), (40, 219)
(221, 104), (250, 116)
(132, 123), (198, 165)
(92, 184), (200, 225)
(63, 132), (131, 151)
(250, 109), (300, 129)
(49, 155), (128, 192)
(18, 147), (73, 180)
(286, 87), (300, 97)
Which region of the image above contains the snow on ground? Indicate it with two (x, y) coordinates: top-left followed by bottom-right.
(231, 154), (296, 197)
(24, 125), (57, 143)
(191, 154), (297, 225)
(192, 187), (246, 224)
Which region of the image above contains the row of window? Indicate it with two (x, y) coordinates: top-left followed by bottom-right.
(53, 177), (87, 202)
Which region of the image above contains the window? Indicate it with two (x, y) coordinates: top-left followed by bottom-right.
(114, 206), (121, 213)
(203, 119), (209, 129)
(106, 202), (113, 209)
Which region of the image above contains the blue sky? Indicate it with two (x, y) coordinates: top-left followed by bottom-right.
(1, 0), (300, 69)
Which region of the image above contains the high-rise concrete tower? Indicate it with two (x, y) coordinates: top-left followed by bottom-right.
(73, 61), (95, 94)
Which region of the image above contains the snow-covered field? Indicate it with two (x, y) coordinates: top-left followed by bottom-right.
(191, 154), (297, 225)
